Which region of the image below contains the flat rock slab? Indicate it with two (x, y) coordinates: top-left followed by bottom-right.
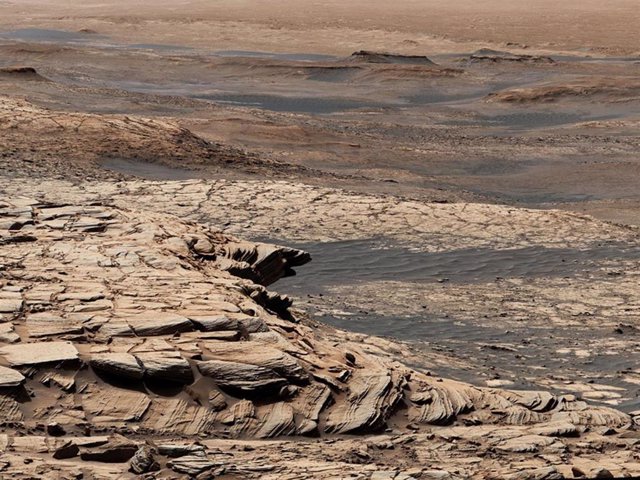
(0, 298), (22, 313)
(126, 312), (193, 336)
(0, 365), (25, 387)
(90, 353), (144, 380)
(168, 453), (218, 476)
(79, 436), (138, 463)
(197, 359), (287, 393)
(188, 315), (238, 332)
(135, 351), (194, 383)
(25, 313), (83, 338)
(0, 341), (78, 365)
(84, 388), (151, 424)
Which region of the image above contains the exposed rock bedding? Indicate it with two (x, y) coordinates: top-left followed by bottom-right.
(349, 50), (437, 65)
(487, 78), (640, 103)
(0, 187), (639, 478)
(13, 177), (635, 251)
(0, 96), (313, 180)
(467, 48), (555, 64)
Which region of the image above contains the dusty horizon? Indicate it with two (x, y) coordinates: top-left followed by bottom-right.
(2, 0), (639, 55)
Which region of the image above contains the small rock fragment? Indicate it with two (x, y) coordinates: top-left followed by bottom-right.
(129, 446), (160, 474)
(79, 435), (138, 463)
(46, 422), (66, 437)
(52, 441), (79, 460)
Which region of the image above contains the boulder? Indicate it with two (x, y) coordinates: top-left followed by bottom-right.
(52, 441), (79, 460)
(79, 435), (138, 463)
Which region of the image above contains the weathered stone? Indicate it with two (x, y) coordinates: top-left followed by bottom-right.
(0, 322), (20, 343)
(0, 298), (22, 314)
(592, 468), (614, 479)
(326, 372), (404, 434)
(40, 370), (76, 391)
(0, 177), (639, 477)
(168, 452), (218, 475)
(208, 390), (228, 411)
(0, 365), (25, 387)
(135, 351), (194, 383)
(129, 446), (160, 474)
(79, 435), (138, 463)
(0, 341), (79, 365)
(498, 435), (556, 453)
(530, 421), (580, 437)
(46, 422), (66, 437)
(201, 341), (308, 382)
(157, 443), (205, 458)
(197, 359), (287, 393)
(188, 315), (238, 331)
(409, 382), (477, 425)
(25, 313), (83, 338)
(83, 388), (151, 424)
(52, 441), (79, 460)
(0, 394), (24, 422)
(504, 466), (564, 480)
(126, 312), (193, 336)
(142, 398), (217, 435)
(291, 384), (332, 435)
(254, 402), (296, 438)
(90, 353), (144, 380)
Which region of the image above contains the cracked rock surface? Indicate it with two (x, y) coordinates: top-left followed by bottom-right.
(1, 184), (640, 478)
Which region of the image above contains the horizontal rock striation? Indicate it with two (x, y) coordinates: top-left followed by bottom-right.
(467, 48), (555, 64)
(349, 50), (437, 65)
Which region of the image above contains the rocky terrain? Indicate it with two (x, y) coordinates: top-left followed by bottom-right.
(1, 182), (640, 479)
(2, 1), (640, 478)
(1, 98), (640, 477)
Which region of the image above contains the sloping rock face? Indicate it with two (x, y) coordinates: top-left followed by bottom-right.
(0, 197), (638, 478)
(0, 66), (48, 81)
(0, 96), (274, 181)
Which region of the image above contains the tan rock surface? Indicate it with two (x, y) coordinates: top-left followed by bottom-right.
(0, 188), (638, 478)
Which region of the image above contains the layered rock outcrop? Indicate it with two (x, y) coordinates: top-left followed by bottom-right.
(0, 195), (638, 478)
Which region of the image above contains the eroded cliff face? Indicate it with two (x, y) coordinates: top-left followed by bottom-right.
(0, 194), (638, 479)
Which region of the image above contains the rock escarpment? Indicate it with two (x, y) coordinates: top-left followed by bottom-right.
(467, 48), (555, 64)
(0, 197), (638, 478)
(0, 66), (48, 81)
(349, 50), (436, 65)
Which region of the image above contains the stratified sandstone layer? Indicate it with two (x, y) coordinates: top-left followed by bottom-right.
(1, 189), (639, 479)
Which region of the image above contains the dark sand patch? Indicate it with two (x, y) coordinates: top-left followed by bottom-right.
(100, 158), (200, 180)
(192, 93), (390, 114)
(275, 239), (640, 288)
